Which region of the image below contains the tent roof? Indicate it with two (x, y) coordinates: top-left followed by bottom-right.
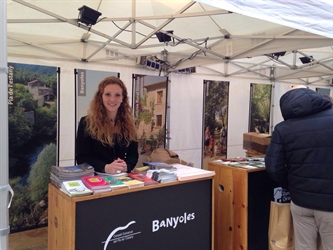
(197, 0), (333, 39)
(6, 0), (333, 84)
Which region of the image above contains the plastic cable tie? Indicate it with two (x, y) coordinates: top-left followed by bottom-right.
(0, 184), (9, 192)
(0, 226), (10, 237)
(0, 184), (14, 208)
(0, 67), (8, 74)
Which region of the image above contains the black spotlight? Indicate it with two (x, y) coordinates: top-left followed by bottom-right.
(156, 31), (174, 43)
(299, 56), (313, 64)
(78, 5), (102, 26)
(272, 51), (286, 57)
(265, 51), (286, 60)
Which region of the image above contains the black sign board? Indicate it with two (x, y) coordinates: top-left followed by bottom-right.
(75, 179), (212, 250)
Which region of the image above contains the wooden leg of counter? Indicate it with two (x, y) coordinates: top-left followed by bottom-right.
(48, 184), (76, 250)
(208, 163), (248, 250)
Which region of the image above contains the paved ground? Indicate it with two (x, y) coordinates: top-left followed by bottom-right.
(9, 226), (47, 250)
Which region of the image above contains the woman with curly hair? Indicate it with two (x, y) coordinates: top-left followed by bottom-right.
(76, 76), (138, 174)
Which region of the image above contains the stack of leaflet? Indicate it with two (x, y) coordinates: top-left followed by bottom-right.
(128, 172), (159, 186)
(143, 161), (176, 170)
(214, 157), (265, 169)
(95, 171), (128, 178)
(81, 175), (111, 194)
(60, 180), (93, 197)
(101, 175), (129, 191)
(117, 176), (145, 189)
(147, 169), (177, 183)
(173, 164), (215, 181)
(143, 161), (177, 183)
(131, 166), (150, 174)
(50, 164), (94, 188)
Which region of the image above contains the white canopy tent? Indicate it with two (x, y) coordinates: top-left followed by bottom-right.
(1, 1), (333, 248)
(197, 0), (333, 39)
(196, 0), (333, 84)
(6, 0), (333, 83)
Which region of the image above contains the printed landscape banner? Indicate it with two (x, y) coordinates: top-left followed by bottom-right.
(8, 62), (58, 232)
(316, 87), (330, 95)
(249, 83), (272, 133)
(132, 74), (168, 167)
(203, 80), (229, 168)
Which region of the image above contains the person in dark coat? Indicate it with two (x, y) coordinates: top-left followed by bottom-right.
(76, 76), (138, 174)
(265, 85), (333, 250)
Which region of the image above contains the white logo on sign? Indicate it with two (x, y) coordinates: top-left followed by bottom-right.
(274, 187), (291, 203)
(103, 221), (141, 250)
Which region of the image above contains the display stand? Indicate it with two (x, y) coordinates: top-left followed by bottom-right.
(48, 177), (213, 250)
(208, 162), (277, 250)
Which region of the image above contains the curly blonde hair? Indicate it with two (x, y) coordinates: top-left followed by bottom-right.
(84, 76), (137, 146)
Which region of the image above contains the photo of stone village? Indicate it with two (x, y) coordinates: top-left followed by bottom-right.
(132, 75), (167, 166)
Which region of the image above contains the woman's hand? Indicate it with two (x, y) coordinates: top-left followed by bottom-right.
(104, 158), (127, 174)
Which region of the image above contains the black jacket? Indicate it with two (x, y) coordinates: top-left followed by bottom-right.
(265, 88), (333, 211)
(76, 116), (139, 173)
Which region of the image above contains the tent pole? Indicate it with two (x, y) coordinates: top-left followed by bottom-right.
(0, 1), (11, 250)
(269, 67), (276, 134)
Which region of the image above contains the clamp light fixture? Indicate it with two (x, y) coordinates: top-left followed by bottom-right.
(156, 31), (174, 43)
(78, 5), (102, 26)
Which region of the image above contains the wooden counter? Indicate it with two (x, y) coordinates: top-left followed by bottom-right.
(48, 177), (213, 250)
(208, 162), (276, 250)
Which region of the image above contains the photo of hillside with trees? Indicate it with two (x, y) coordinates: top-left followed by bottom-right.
(249, 83), (272, 134)
(8, 62), (58, 232)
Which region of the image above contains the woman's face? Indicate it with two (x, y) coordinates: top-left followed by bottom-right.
(102, 84), (123, 116)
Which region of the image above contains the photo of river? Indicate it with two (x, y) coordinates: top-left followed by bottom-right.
(8, 62), (58, 232)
